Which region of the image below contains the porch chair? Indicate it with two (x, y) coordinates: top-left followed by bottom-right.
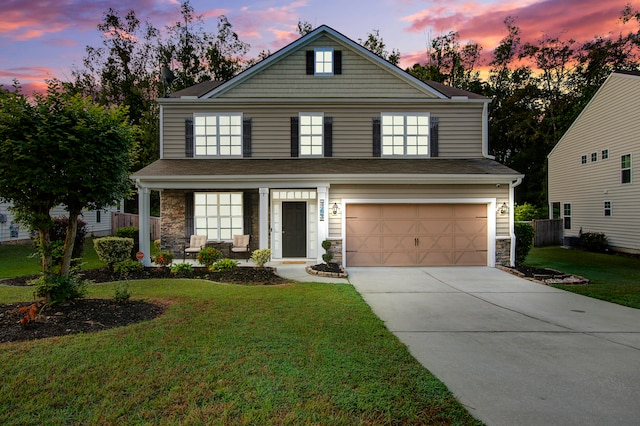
(184, 235), (207, 260)
(231, 234), (251, 261)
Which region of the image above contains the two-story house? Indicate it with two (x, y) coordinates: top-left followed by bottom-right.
(548, 71), (640, 254)
(133, 25), (523, 268)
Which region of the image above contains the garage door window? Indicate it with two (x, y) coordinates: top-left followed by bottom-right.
(381, 113), (430, 156)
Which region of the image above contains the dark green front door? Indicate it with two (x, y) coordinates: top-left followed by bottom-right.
(282, 202), (306, 257)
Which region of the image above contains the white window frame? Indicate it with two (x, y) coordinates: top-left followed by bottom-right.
(591, 152), (598, 162)
(563, 203), (572, 230)
(581, 155), (588, 164)
(194, 192), (244, 242)
(299, 112), (324, 157)
(601, 149), (609, 160)
(381, 112), (430, 157)
(314, 48), (333, 75)
(621, 153), (632, 184)
(193, 113), (243, 157)
(604, 200), (612, 217)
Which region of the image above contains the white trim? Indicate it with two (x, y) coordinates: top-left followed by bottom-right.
(159, 104), (164, 160)
(313, 47), (334, 76)
(134, 174), (522, 189)
(192, 112), (244, 158)
(340, 198), (497, 268)
(299, 112), (325, 157)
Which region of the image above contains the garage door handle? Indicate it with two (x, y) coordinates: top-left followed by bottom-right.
(415, 238), (419, 247)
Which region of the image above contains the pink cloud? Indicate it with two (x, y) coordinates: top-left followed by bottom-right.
(0, 0), (176, 41)
(401, 0), (639, 67)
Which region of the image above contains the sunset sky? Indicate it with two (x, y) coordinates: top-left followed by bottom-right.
(2, 0), (640, 93)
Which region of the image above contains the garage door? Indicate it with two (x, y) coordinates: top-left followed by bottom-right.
(346, 204), (487, 266)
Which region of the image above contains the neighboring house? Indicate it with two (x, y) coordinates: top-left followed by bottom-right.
(548, 71), (640, 254)
(0, 201), (120, 244)
(133, 25), (523, 267)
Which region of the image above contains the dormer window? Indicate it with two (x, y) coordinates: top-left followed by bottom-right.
(306, 49), (342, 76)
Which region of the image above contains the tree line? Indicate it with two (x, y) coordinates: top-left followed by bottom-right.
(67, 2), (640, 207)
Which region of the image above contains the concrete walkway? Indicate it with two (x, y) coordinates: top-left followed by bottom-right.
(347, 266), (640, 426)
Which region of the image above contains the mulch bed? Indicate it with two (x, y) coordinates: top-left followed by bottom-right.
(507, 265), (589, 286)
(0, 266), (290, 344)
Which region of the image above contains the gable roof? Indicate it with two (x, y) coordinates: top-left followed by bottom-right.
(164, 25), (487, 101)
(548, 71), (640, 158)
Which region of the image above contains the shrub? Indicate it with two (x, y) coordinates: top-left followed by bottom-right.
(94, 237), (134, 269)
(197, 247), (221, 267)
(514, 203), (547, 221)
(113, 282), (131, 302)
(115, 227), (139, 258)
(321, 240), (333, 264)
(580, 232), (608, 253)
(31, 272), (89, 304)
(171, 262), (193, 277)
(114, 259), (144, 277)
(251, 249), (271, 267)
(514, 222), (535, 265)
(210, 258), (238, 271)
(153, 251), (174, 267)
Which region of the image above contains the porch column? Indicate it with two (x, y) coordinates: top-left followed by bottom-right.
(317, 185), (329, 264)
(259, 188), (269, 249)
(137, 184), (152, 266)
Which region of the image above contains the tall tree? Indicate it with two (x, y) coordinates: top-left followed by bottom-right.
(359, 29), (400, 65)
(0, 81), (136, 285)
(408, 31), (482, 91)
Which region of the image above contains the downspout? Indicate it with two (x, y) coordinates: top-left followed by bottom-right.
(509, 177), (523, 267)
(482, 101), (496, 160)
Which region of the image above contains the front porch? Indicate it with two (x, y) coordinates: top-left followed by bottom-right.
(136, 185), (335, 267)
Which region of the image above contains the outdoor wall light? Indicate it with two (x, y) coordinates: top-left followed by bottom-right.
(498, 202), (509, 215)
(331, 202), (340, 215)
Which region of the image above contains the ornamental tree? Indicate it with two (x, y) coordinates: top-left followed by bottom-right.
(0, 80), (136, 284)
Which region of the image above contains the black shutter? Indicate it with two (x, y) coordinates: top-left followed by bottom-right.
(185, 117), (194, 158)
(372, 117), (381, 157)
(334, 50), (342, 75)
(430, 116), (439, 158)
(290, 116), (299, 157)
(306, 51), (314, 75)
(324, 116), (333, 157)
(185, 192), (194, 239)
(242, 117), (252, 158)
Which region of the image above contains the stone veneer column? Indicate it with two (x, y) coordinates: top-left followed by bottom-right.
(161, 190), (188, 255)
(495, 239), (511, 267)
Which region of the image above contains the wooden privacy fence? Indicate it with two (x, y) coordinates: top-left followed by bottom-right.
(111, 212), (160, 241)
(531, 219), (563, 247)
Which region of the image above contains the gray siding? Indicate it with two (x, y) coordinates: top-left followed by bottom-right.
(220, 35), (433, 99)
(548, 73), (640, 251)
(162, 102), (484, 159)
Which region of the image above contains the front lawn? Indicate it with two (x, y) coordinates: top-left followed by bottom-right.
(525, 246), (640, 309)
(0, 280), (481, 425)
(0, 237), (106, 279)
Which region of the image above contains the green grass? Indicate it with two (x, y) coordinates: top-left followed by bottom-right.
(525, 246), (640, 308)
(0, 280), (481, 425)
(0, 237), (107, 279)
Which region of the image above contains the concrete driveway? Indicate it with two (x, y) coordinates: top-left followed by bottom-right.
(348, 266), (640, 426)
